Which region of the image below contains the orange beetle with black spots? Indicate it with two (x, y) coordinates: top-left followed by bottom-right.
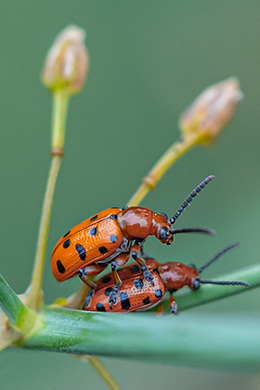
(51, 176), (214, 307)
(83, 244), (249, 313)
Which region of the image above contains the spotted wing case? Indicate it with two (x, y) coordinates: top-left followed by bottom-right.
(51, 208), (123, 281)
(84, 259), (166, 312)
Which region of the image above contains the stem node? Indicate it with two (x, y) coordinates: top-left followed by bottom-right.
(50, 147), (64, 157)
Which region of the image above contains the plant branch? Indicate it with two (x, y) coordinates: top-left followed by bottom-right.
(128, 135), (201, 206)
(28, 156), (62, 309)
(88, 356), (121, 390)
(19, 307), (260, 370)
(0, 273), (37, 334)
(28, 91), (69, 310)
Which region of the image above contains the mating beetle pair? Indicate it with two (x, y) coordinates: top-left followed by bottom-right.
(51, 175), (215, 307)
(82, 243), (249, 313)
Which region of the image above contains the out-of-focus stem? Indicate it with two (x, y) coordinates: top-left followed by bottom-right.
(51, 90), (69, 154)
(128, 134), (203, 206)
(88, 356), (121, 390)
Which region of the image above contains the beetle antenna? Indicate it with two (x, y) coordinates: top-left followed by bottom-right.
(170, 175), (214, 225)
(200, 279), (249, 287)
(198, 242), (239, 274)
(170, 227), (215, 236)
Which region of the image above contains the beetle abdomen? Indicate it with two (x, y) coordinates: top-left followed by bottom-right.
(83, 259), (165, 312)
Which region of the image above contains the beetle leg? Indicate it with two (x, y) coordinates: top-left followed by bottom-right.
(130, 243), (141, 260)
(132, 250), (155, 286)
(78, 269), (97, 307)
(108, 262), (123, 308)
(169, 294), (177, 314)
(131, 244), (154, 285)
(155, 302), (164, 315)
(134, 239), (145, 257)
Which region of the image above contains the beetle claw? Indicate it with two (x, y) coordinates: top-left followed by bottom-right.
(170, 301), (178, 314)
(109, 286), (119, 308)
(84, 288), (95, 307)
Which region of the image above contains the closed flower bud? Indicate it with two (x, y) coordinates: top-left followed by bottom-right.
(180, 78), (243, 145)
(42, 25), (89, 94)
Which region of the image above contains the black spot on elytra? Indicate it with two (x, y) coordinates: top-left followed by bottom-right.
(63, 239), (70, 249)
(102, 275), (111, 283)
(110, 214), (117, 220)
(120, 292), (131, 311)
(90, 215), (98, 221)
(110, 234), (118, 243)
(63, 230), (70, 238)
(99, 246), (108, 254)
(143, 296), (151, 305)
(133, 278), (143, 290)
(105, 287), (113, 296)
(155, 289), (163, 298)
(76, 244), (86, 261)
(152, 268), (159, 274)
(90, 227), (97, 236)
(131, 265), (140, 273)
(57, 260), (65, 274)
(96, 303), (106, 312)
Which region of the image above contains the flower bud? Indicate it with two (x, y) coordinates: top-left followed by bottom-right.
(180, 78), (243, 145)
(42, 25), (89, 94)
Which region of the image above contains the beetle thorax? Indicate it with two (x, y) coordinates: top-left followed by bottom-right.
(158, 262), (199, 291)
(117, 207), (153, 241)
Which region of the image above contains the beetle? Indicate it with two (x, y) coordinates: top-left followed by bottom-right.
(82, 243), (249, 313)
(51, 175), (214, 307)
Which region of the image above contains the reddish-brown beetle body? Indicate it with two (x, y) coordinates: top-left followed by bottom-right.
(83, 244), (249, 313)
(83, 258), (199, 313)
(51, 207), (172, 282)
(51, 176), (215, 307)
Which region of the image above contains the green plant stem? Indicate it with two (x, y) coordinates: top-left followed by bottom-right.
(28, 156), (62, 309)
(128, 134), (202, 206)
(28, 90), (69, 310)
(51, 90), (69, 150)
(88, 356), (121, 390)
(0, 273), (37, 334)
(19, 307), (260, 370)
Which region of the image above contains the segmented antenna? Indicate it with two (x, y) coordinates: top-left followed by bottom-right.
(170, 227), (215, 236)
(200, 279), (249, 287)
(170, 175), (214, 225)
(198, 242), (239, 274)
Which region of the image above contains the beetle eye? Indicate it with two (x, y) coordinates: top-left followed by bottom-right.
(159, 226), (168, 241)
(188, 263), (197, 270)
(160, 212), (168, 220)
(193, 278), (200, 291)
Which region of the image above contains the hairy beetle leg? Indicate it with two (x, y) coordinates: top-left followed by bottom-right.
(134, 257), (155, 287)
(78, 269), (97, 307)
(78, 269), (97, 289)
(130, 244), (155, 286)
(109, 262), (123, 308)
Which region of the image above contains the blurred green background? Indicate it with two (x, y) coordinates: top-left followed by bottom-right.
(1, 1), (260, 389)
